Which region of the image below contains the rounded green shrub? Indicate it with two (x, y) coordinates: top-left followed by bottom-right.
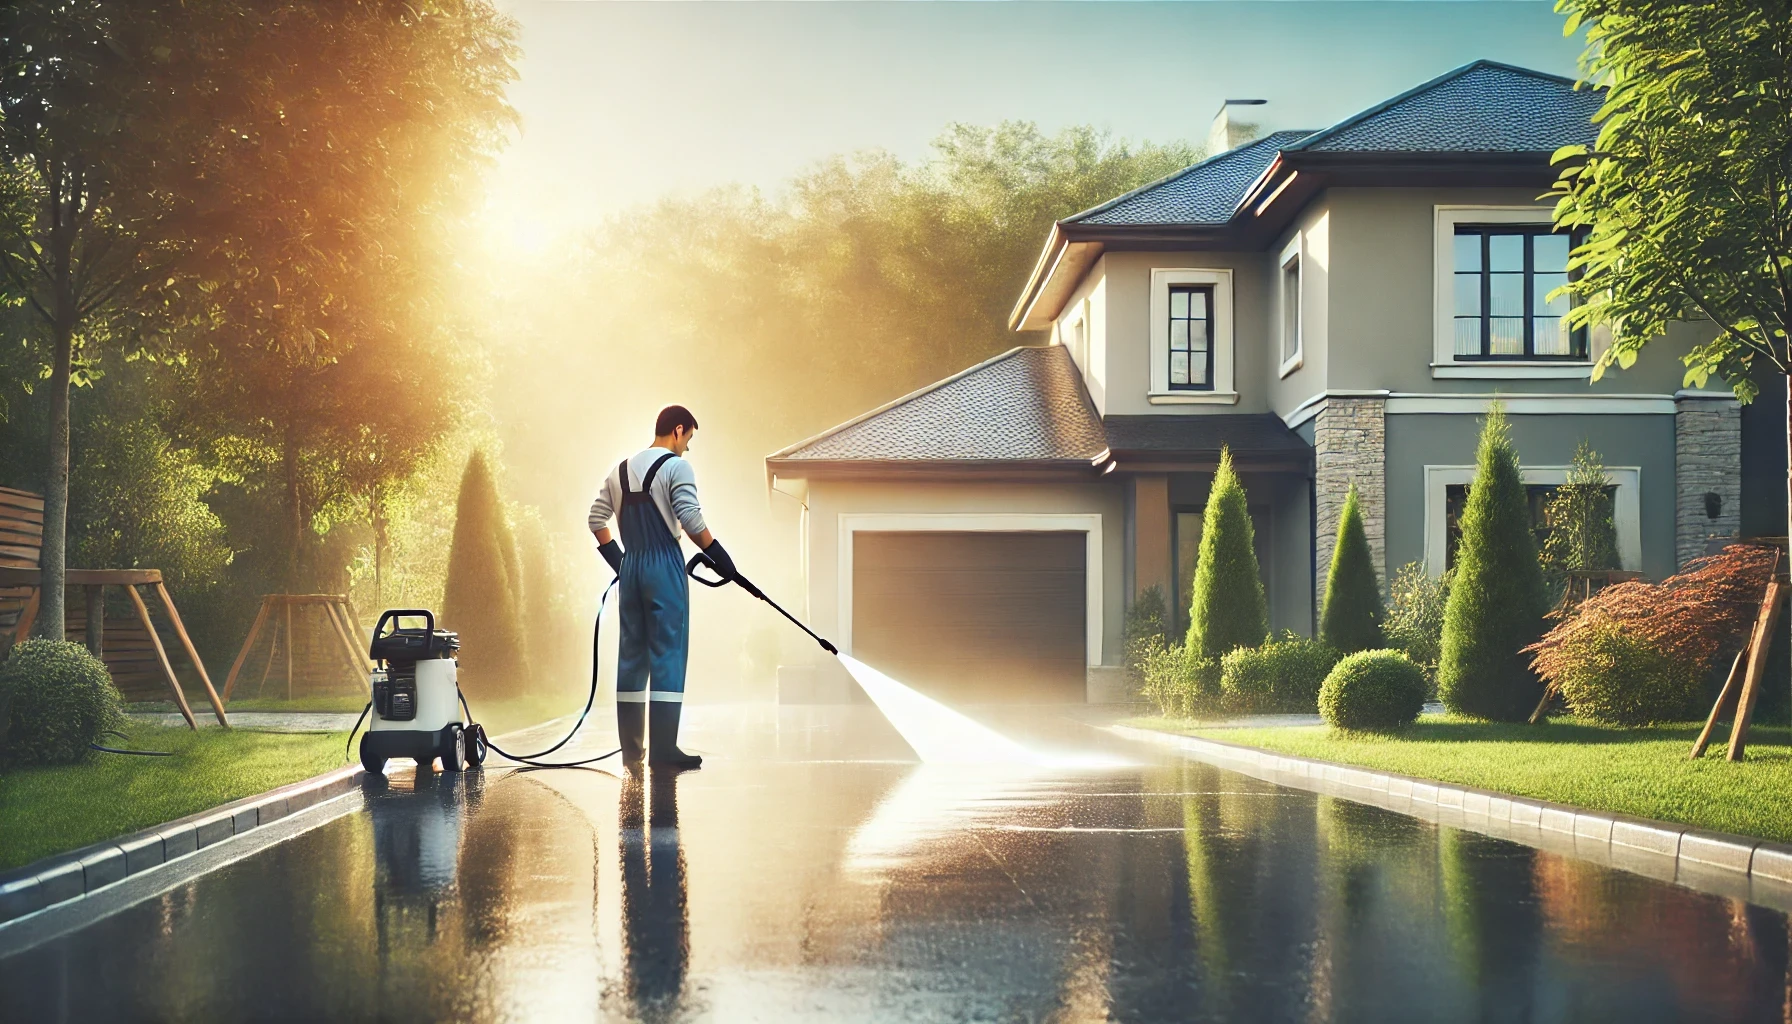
(1221, 631), (1340, 714)
(1319, 649), (1428, 732)
(1, 639), (127, 766)
(1552, 618), (1701, 726)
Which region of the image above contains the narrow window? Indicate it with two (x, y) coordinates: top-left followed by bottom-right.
(1452, 226), (1585, 360)
(1168, 285), (1215, 390)
(1280, 253), (1300, 364)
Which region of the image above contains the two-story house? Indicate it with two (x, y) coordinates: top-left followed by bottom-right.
(763, 61), (1746, 705)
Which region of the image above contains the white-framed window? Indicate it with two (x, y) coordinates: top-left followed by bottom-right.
(1149, 268), (1235, 404)
(1423, 464), (1642, 576)
(1433, 206), (1593, 379)
(1061, 300), (1089, 372)
(1277, 235), (1302, 377)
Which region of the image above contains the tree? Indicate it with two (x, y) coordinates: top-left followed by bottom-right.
(1438, 405), (1550, 720)
(1187, 447), (1268, 659)
(442, 451), (528, 699)
(1320, 482), (1385, 654)
(1540, 441), (1620, 577)
(0, 2), (205, 638)
(486, 123), (1201, 522)
(165, 0), (514, 590)
(1549, 0), (1792, 541)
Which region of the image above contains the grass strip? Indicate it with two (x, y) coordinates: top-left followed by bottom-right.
(0, 723), (351, 871)
(1124, 714), (1792, 844)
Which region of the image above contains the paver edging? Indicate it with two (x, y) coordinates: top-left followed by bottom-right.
(0, 763), (363, 926)
(1109, 723), (1789, 905)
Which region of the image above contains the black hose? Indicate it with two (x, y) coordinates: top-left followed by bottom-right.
(90, 743), (174, 757)
(345, 701), (372, 762)
(90, 729), (173, 757)
(469, 577), (622, 769)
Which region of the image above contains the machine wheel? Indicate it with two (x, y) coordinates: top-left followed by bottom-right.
(463, 724), (486, 767)
(359, 737), (386, 777)
(441, 725), (464, 772)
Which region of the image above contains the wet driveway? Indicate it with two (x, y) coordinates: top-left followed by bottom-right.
(4, 705), (1792, 1022)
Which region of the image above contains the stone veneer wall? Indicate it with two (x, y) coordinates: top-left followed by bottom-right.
(1675, 394), (1742, 567)
(1313, 396), (1387, 598)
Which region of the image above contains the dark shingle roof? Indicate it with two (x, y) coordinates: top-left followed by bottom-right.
(1066, 130), (1315, 227)
(1288, 60), (1601, 154)
(767, 346), (1107, 465)
(1103, 415), (1311, 461)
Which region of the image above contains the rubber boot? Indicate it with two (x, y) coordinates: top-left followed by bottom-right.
(648, 701), (702, 769)
(617, 701), (646, 771)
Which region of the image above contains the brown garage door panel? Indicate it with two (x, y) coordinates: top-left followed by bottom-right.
(852, 531), (1086, 703)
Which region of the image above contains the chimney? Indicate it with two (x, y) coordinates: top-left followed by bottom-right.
(1206, 98), (1267, 156)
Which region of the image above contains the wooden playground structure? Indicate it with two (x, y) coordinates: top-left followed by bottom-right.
(0, 486), (228, 729)
(221, 593), (373, 702)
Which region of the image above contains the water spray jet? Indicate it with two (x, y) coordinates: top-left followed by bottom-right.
(688, 553), (1127, 768)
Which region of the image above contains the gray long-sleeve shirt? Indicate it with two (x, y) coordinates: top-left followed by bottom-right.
(588, 447), (707, 541)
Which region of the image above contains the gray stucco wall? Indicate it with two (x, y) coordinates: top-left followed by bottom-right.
(1384, 412), (1678, 582)
(1268, 204), (1330, 417)
(1322, 187), (1702, 397)
(1097, 250), (1274, 416)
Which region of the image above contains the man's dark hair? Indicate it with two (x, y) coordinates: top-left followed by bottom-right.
(655, 404), (699, 437)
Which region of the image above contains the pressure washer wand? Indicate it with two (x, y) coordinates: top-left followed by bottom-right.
(686, 551), (838, 655)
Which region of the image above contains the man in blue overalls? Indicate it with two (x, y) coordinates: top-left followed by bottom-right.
(588, 405), (740, 771)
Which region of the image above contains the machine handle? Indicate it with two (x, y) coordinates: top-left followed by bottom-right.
(372, 608), (436, 650)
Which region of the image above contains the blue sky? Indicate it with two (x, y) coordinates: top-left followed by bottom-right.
(485, 1), (1582, 237)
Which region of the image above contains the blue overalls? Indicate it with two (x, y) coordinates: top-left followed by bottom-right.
(616, 452), (689, 707)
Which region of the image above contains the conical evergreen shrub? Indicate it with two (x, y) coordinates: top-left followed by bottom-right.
(1187, 447), (1268, 659)
(443, 451), (531, 699)
(1437, 404), (1549, 721)
(1320, 482), (1385, 654)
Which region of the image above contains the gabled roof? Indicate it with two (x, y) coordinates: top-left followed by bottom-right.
(1065, 130), (1315, 227)
(1012, 59), (1602, 330)
(1286, 60), (1600, 154)
(766, 346), (1107, 471)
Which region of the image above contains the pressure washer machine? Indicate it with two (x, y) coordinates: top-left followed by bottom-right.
(359, 609), (485, 775)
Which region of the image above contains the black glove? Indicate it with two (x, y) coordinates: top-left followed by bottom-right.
(702, 538), (738, 581)
(598, 539), (624, 575)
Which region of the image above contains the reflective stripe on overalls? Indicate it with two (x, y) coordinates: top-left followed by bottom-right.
(615, 452), (689, 706)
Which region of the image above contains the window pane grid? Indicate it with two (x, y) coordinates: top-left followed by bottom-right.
(1452, 226), (1586, 361)
(1168, 285), (1214, 390)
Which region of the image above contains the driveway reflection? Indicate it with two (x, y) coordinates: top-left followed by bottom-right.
(621, 767), (691, 1018)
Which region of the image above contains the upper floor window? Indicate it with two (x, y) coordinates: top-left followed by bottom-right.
(1149, 268), (1234, 404)
(1167, 285), (1214, 390)
(1279, 245), (1301, 370)
(1451, 225), (1584, 360)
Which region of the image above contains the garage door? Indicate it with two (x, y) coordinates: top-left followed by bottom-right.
(852, 531), (1086, 704)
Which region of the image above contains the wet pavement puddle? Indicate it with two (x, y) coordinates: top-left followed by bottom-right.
(3, 704), (1791, 1022)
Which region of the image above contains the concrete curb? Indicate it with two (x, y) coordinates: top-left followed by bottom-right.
(1112, 725), (1791, 909)
(0, 765), (363, 925)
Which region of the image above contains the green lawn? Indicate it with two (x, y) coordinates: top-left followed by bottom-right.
(1125, 715), (1792, 844)
(0, 723), (351, 871)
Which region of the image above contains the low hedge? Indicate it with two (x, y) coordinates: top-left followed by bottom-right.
(1, 639), (127, 766)
(1553, 618), (1702, 727)
(1319, 649), (1427, 732)
(1221, 632), (1339, 714)
(1141, 644), (1221, 718)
